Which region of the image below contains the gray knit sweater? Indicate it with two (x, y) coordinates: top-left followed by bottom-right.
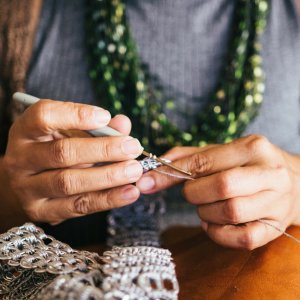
(25, 0), (300, 243)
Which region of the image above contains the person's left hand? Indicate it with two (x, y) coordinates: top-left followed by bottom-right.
(136, 135), (300, 249)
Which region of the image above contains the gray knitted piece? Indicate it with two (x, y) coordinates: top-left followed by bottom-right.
(26, 0), (300, 228)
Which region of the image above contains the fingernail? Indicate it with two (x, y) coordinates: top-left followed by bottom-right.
(201, 221), (208, 232)
(137, 176), (155, 192)
(125, 162), (142, 180)
(93, 108), (111, 125)
(122, 138), (143, 155)
(122, 186), (139, 201)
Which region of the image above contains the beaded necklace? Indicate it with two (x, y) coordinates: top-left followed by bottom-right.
(86, 0), (269, 153)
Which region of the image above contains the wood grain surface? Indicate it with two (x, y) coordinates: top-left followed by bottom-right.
(84, 225), (300, 300)
(160, 226), (300, 300)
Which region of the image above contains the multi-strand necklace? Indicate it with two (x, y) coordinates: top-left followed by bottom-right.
(86, 0), (269, 153)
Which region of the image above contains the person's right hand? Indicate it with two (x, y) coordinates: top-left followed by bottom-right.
(3, 99), (144, 224)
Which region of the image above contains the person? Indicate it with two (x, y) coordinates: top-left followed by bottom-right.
(0, 0), (300, 249)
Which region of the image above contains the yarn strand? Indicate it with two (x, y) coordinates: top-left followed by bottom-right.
(258, 219), (300, 244)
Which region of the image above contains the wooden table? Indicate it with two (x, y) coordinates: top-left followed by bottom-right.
(86, 226), (300, 299)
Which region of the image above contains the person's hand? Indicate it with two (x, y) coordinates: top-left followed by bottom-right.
(136, 135), (300, 249)
(3, 100), (144, 224)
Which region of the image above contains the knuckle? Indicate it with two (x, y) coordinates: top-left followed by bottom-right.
(103, 168), (115, 186)
(76, 105), (91, 123)
(101, 140), (111, 160)
(32, 100), (51, 127)
(73, 194), (92, 215)
(55, 170), (74, 195)
(247, 135), (271, 157)
(223, 198), (243, 224)
(23, 205), (41, 222)
(101, 190), (115, 210)
(3, 155), (17, 174)
(51, 139), (73, 166)
(73, 190), (115, 213)
(238, 229), (256, 250)
(190, 152), (213, 175)
(216, 172), (234, 199)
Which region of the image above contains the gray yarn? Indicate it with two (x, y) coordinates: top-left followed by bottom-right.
(26, 0), (300, 230)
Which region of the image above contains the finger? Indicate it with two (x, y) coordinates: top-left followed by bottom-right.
(109, 114), (132, 135)
(25, 136), (143, 171)
(188, 135), (276, 176)
(29, 184), (140, 224)
(197, 190), (280, 225)
(26, 160), (143, 198)
(184, 166), (287, 205)
(162, 145), (218, 161)
(136, 135), (275, 193)
(18, 100), (111, 138)
(136, 166), (186, 194)
(201, 220), (283, 250)
(161, 147), (201, 161)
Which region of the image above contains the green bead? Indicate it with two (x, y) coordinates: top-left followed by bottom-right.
(218, 115), (226, 123)
(235, 67), (243, 79)
(100, 55), (109, 64)
(225, 137), (233, 144)
(213, 105), (221, 114)
(259, 1), (268, 12)
(137, 98), (146, 107)
(228, 112), (235, 121)
(116, 24), (125, 36)
(228, 122), (237, 135)
(216, 90), (225, 100)
(118, 45), (127, 54)
(254, 93), (263, 104)
(142, 137), (149, 146)
(136, 81), (145, 91)
(237, 44), (246, 54)
(158, 113), (167, 121)
(151, 120), (160, 130)
(182, 133), (193, 142)
(97, 41), (105, 49)
(115, 5), (124, 18)
(114, 100), (122, 110)
(104, 71), (112, 81)
(245, 95), (253, 106)
(254, 67), (263, 78)
(166, 100), (175, 110)
(108, 43), (116, 53)
(257, 83), (265, 93)
(239, 112), (249, 123)
(198, 141), (207, 147)
(109, 85), (117, 95)
(244, 81), (254, 90)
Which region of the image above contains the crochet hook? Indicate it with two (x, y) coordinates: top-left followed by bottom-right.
(13, 92), (192, 176)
